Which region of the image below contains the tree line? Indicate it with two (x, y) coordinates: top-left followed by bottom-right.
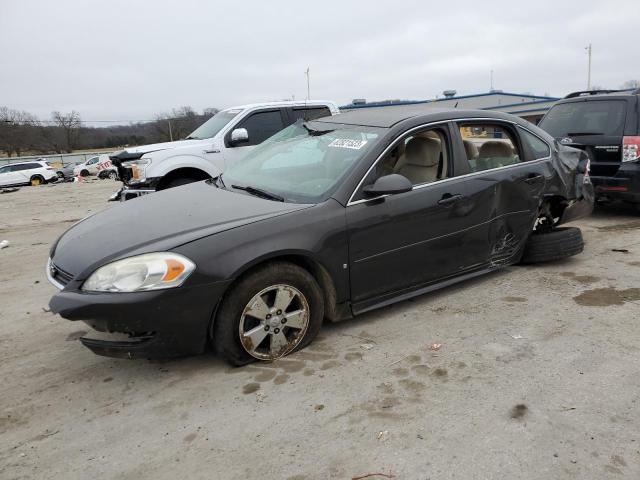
(0, 106), (218, 157)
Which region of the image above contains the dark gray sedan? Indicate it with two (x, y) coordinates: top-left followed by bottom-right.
(47, 108), (593, 365)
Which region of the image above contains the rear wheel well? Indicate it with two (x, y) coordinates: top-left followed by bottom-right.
(157, 167), (211, 190)
(537, 195), (569, 231)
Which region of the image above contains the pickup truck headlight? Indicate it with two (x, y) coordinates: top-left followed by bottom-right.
(122, 158), (151, 181)
(82, 253), (195, 292)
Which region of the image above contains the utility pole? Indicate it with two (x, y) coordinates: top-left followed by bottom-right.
(585, 43), (592, 90)
(168, 119), (173, 141)
(305, 67), (310, 100)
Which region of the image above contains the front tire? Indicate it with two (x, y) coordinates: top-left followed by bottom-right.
(213, 262), (324, 366)
(521, 227), (584, 264)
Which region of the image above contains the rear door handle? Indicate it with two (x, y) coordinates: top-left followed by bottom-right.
(524, 174), (544, 184)
(437, 193), (463, 206)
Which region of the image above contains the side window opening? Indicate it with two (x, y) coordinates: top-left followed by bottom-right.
(459, 124), (520, 173)
(518, 127), (551, 159)
(365, 128), (450, 189)
(291, 107), (331, 122)
(235, 110), (285, 147)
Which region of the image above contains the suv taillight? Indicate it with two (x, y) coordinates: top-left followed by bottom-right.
(622, 136), (640, 163)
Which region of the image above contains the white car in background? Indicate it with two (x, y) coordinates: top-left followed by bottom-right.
(73, 154), (114, 177)
(0, 160), (58, 187)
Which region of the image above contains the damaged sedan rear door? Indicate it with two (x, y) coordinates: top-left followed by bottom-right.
(453, 121), (549, 265)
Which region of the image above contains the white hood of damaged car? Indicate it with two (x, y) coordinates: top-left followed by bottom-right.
(123, 139), (206, 155)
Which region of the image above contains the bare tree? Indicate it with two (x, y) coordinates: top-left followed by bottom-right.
(621, 79), (640, 89)
(0, 107), (42, 156)
(51, 110), (82, 152)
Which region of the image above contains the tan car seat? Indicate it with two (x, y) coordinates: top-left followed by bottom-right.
(463, 140), (479, 159)
(395, 137), (441, 184)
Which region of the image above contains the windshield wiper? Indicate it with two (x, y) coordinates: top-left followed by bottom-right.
(184, 136), (199, 140)
(231, 184), (284, 202)
(566, 132), (604, 136)
(302, 123), (334, 136)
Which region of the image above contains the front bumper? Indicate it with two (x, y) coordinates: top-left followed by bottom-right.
(109, 177), (161, 202)
(48, 280), (231, 359)
(590, 163), (640, 204)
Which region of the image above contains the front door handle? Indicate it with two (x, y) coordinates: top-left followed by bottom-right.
(524, 174), (544, 184)
(437, 193), (463, 206)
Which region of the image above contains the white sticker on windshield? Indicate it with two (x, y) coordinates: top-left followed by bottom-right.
(328, 139), (368, 150)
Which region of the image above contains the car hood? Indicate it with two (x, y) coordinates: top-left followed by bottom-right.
(51, 182), (312, 279)
(124, 139), (202, 155)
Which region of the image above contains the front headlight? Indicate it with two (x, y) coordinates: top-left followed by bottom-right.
(122, 157), (151, 181)
(82, 253), (195, 293)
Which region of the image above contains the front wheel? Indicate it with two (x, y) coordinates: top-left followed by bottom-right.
(520, 227), (584, 264)
(107, 171), (118, 180)
(213, 262), (324, 366)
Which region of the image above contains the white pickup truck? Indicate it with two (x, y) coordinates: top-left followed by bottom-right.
(110, 100), (339, 201)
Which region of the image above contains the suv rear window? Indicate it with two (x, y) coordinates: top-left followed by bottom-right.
(540, 100), (627, 137)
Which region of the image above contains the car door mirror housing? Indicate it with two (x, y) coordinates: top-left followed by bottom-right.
(363, 174), (413, 196)
(229, 128), (249, 146)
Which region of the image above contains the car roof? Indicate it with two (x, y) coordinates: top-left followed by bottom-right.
(558, 89), (640, 103)
(6, 160), (44, 167)
(224, 100), (338, 111)
(313, 106), (520, 128)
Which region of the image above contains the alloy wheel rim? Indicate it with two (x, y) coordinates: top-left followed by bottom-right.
(238, 284), (310, 360)
(31, 178), (41, 186)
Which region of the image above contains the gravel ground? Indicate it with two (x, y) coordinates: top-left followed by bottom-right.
(1, 181), (639, 480)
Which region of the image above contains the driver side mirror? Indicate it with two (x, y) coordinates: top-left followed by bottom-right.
(363, 174), (413, 197)
(229, 128), (249, 146)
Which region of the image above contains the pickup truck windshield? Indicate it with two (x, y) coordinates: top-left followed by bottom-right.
(186, 109), (242, 140)
(221, 122), (382, 203)
(540, 100), (627, 137)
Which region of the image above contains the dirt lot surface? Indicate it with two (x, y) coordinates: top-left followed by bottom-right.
(1, 181), (640, 480)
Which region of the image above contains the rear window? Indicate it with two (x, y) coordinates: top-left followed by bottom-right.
(540, 100), (627, 137)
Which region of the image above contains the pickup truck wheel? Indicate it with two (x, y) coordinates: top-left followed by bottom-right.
(521, 227), (584, 264)
(163, 177), (200, 189)
(107, 171), (118, 180)
(213, 262), (324, 366)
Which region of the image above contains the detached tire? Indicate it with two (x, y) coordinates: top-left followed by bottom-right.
(213, 262), (324, 366)
(521, 227), (584, 264)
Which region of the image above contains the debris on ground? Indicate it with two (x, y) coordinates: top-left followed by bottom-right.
(560, 406), (577, 411)
(510, 334), (525, 340)
(611, 249), (630, 253)
(376, 430), (389, 441)
(0, 187), (20, 194)
(0, 240), (10, 249)
(510, 404), (528, 419)
(352, 472), (395, 480)
(428, 343), (443, 351)
(360, 343), (375, 350)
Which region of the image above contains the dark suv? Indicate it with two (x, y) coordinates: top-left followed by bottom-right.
(539, 89), (640, 210)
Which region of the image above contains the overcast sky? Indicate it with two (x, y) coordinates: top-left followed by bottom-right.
(1, 0), (639, 124)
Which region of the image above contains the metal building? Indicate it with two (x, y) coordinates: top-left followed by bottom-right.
(340, 91), (560, 124)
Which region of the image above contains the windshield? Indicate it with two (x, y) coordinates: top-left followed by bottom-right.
(221, 122), (382, 203)
(540, 100), (627, 137)
(187, 109), (242, 140)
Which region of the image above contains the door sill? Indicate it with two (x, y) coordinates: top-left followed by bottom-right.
(352, 265), (499, 315)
